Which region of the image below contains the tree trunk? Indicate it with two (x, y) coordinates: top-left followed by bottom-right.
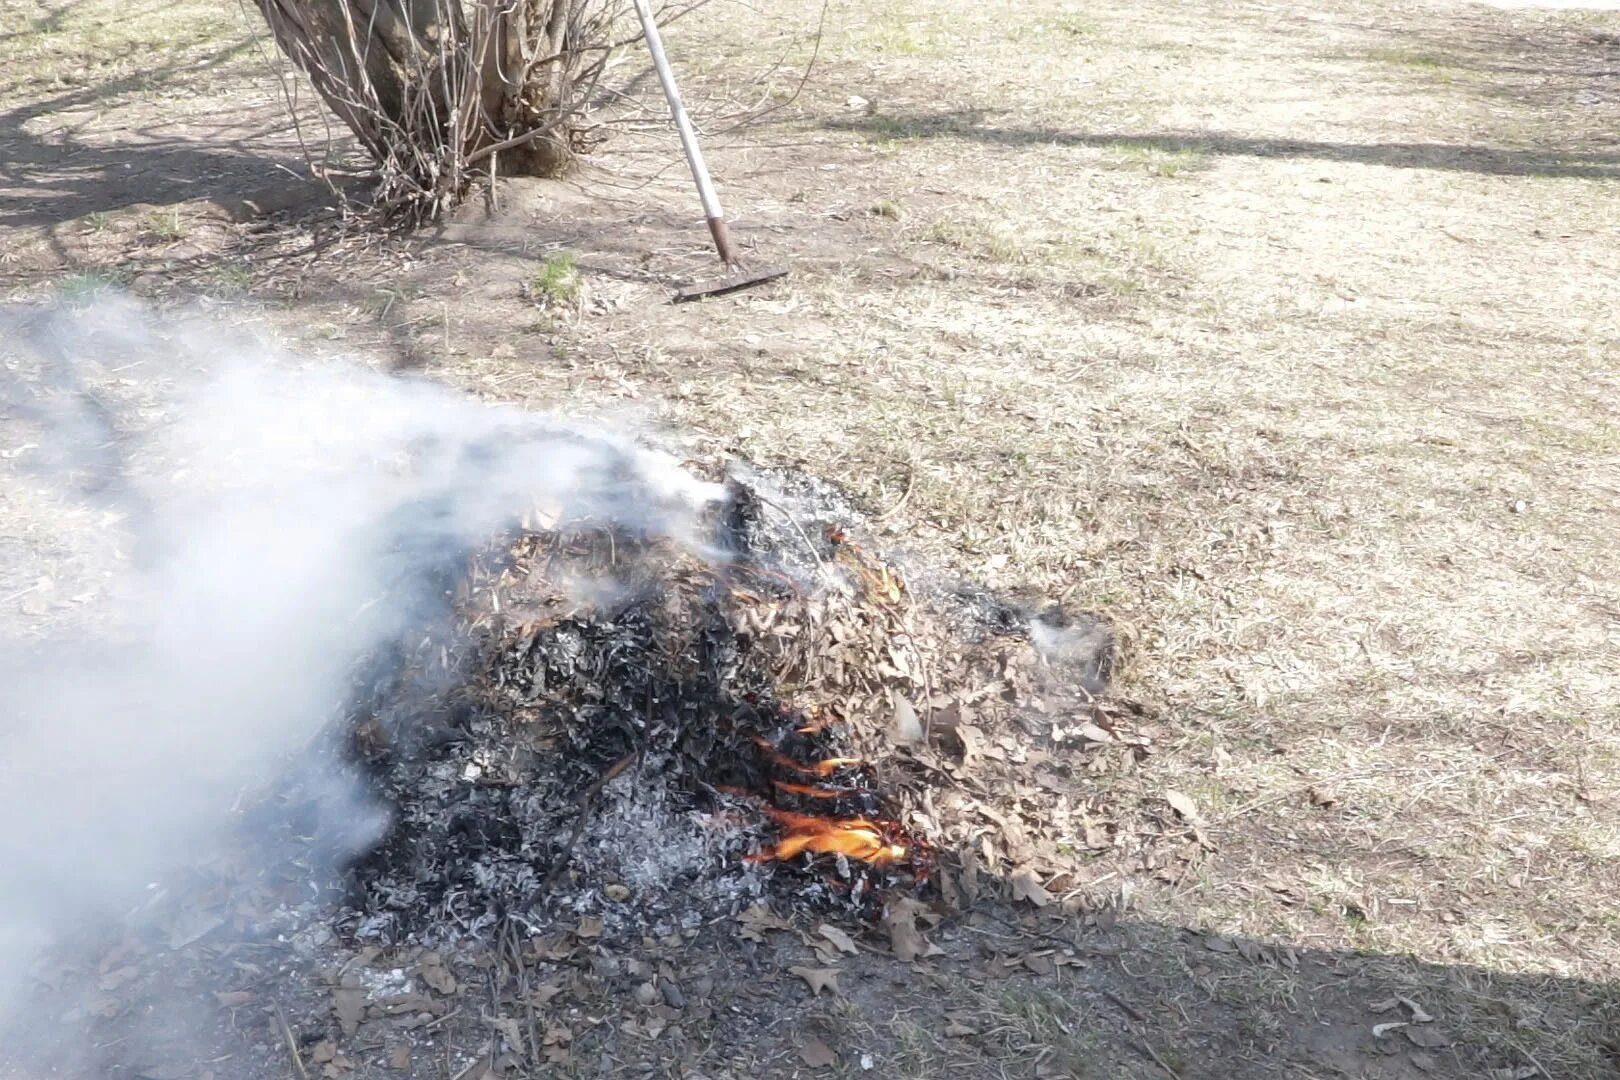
(253, 0), (607, 216)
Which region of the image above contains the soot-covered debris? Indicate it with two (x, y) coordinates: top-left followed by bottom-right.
(3, 468), (1184, 1080)
(340, 478), (951, 945)
(319, 468), (1162, 960)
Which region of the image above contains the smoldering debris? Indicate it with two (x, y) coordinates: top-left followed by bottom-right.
(0, 295), (722, 1042)
(336, 516), (937, 949)
(0, 295), (1145, 1079)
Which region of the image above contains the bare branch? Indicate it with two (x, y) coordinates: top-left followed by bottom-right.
(247, 0), (631, 223)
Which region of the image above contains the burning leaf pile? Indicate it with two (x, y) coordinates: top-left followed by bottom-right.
(330, 471), (1168, 954)
(340, 481), (935, 942)
(2, 469), (1193, 1080)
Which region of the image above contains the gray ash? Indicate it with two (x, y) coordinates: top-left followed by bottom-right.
(335, 506), (929, 947)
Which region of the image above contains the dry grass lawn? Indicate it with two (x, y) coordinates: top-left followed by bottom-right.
(3, 0), (1620, 1076)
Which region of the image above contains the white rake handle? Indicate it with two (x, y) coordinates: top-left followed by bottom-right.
(629, 0), (741, 266)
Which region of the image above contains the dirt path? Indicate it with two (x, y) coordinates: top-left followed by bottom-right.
(3, 0), (1620, 1077)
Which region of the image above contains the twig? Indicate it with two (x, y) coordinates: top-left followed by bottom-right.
(532, 751), (637, 898)
(1135, 1038), (1181, 1079)
(422, 1007), (463, 1031)
(273, 1003), (310, 1080)
(0, 581), (45, 607)
(954, 903), (1095, 955)
(712, 0), (830, 134)
(1102, 988), (1145, 1022)
(752, 493), (824, 569)
(874, 460), (917, 521)
(1217, 773), (1351, 823)
(1094, 977), (1177, 1078)
(503, 917), (541, 1069)
(1508, 1038), (1554, 1080)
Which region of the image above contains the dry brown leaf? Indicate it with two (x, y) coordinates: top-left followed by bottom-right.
(959, 847), (982, 902)
(798, 1036), (838, 1068)
(1010, 867), (1053, 908)
(165, 911), (224, 949)
(955, 723), (983, 764)
(213, 990), (254, 1008)
(1404, 1026), (1449, 1049)
(1022, 952), (1056, 976)
(527, 982), (564, 1007)
(489, 1015), (524, 1054)
(98, 965), (139, 992)
(891, 692), (923, 744)
(1164, 789), (1202, 823)
(788, 966), (840, 996)
(883, 898), (933, 962)
(332, 986), (367, 1037)
(1074, 721), (1114, 744)
(817, 924), (858, 956)
(417, 955), (457, 995)
(737, 903), (791, 943)
(575, 915), (604, 939)
(387, 1045), (411, 1071)
(380, 993), (444, 1018)
(811, 943), (842, 966)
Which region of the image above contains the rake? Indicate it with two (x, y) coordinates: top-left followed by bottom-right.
(629, 0), (789, 302)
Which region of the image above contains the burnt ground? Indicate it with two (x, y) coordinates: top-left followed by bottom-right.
(4, 0), (1620, 1078)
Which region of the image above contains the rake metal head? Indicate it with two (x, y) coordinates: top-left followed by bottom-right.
(671, 264), (789, 303)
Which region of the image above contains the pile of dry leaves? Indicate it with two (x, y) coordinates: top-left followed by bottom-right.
(4, 471), (1207, 1079)
(339, 472), (1194, 951)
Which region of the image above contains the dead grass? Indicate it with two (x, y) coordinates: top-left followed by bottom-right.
(4, 0), (1620, 1075)
(589, 0), (1620, 1071)
(803, 970), (1134, 1079)
(0, 0), (258, 99)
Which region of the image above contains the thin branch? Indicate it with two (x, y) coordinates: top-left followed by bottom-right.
(274, 1004), (311, 1080)
(711, 0), (828, 134)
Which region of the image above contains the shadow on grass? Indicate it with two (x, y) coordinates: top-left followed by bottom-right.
(0, 39), (323, 229)
(796, 905), (1620, 1080)
(1366, 12), (1620, 116)
(823, 112), (1620, 180)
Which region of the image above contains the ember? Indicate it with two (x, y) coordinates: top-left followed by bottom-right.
(746, 806), (910, 866)
(340, 478), (952, 939)
(750, 737), (865, 777)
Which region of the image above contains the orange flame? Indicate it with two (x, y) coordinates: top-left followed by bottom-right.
(747, 806), (909, 865)
(771, 780), (852, 799)
(751, 737), (863, 777)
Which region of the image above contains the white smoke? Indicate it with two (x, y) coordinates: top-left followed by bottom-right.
(0, 295), (723, 1032)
